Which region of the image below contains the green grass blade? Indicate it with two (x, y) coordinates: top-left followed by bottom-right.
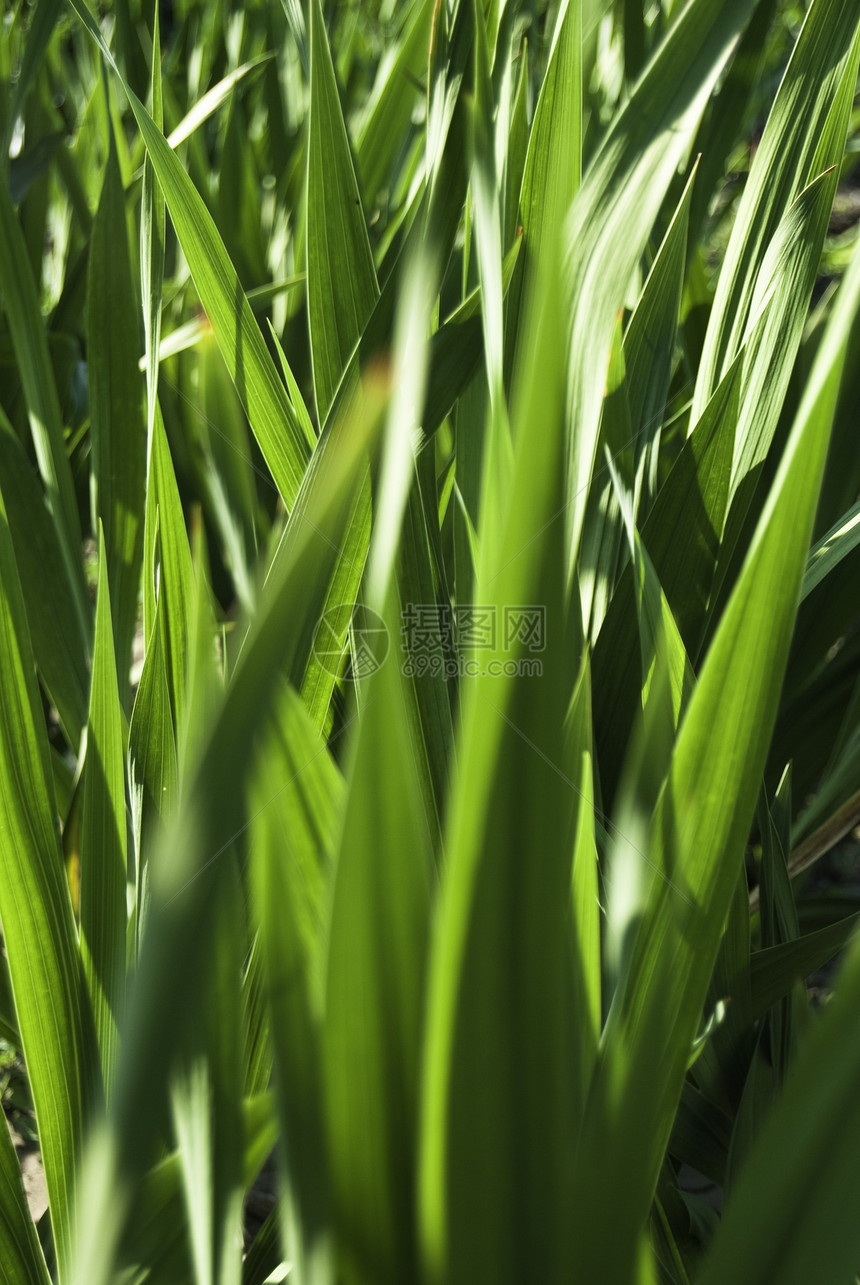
(566, 652), (601, 1110)
(251, 682), (343, 1284)
(324, 609), (433, 1284)
(355, 0), (434, 208)
(164, 55), (274, 153)
(171, 857), (244, 1285)
(68, 0), (311, 510)
(568, 191), (860, 1285)
(0, 1109), (52, 1285)
(0, 488), (99, 1282)
(307, 0), (379, 422)
(128, 595), (177, 953)
(624, 165), (695, 515)
(749, 912), (860, 1020)
(79, 528), (128, 1101)
(69, 373), (384, 1285)
(87, 113), (146, 699)
(0, 411), (90, 747)
(698, 930), (860, 1285)
(801, 495), (860, 601)
(692, 0), (860, 419)
(140, 0), (164, 651)
(0, 173), (83, 577)
(148, 405), (195, 733)
(420, 257), (578, 1284)
(562, 0), (755, 584)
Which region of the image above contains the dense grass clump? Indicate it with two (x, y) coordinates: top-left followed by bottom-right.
(1, 1), (860, 1282)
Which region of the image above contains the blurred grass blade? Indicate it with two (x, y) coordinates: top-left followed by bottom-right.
(171, 857), (244, 1285)
(562, 0), (756, 585)
(147, 405), (195, 734)
(0, 487), (99, 1282)
(420, 256), (578, 1285)
(79, 528), (128, 1101)
(141, 0), (164, 562)
(566, 652), (601, 1110)
(88, 109), (146, 700)
(324, 603), (433, 1284)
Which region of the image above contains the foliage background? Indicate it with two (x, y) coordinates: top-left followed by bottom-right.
(1, 0), (860, 1283)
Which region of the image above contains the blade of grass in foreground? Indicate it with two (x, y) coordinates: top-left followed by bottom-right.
(323, 248), (436, 1285)
(567, 197), (860, 1285)
(420, 254), (579, 1284)
(307, 0), (379, 421)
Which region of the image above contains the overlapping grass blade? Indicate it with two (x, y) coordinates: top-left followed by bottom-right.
(306, 0), (379, 422)
(0, 487), (99, 1282)
(0, 411), (90, 747)
(87, 114), (146, 698)
(324, 611), (433, 1284)
(251, 681), (343, 1284)
(128, 595), (177, 952)
(420, 256), (578, 1284)
(0, 1104), (52, 1285)
(0, 173), (84, 581)
(140, 0), (164, 520)
(355, 0), (434, 208)
(568, 194), (860, 1285)
(699, 929), (860, 1285)
(69, 0), (311, 510)
(561, 0), (756, 583)
(79, 530), (127, 1101)
(146, 407), (195, 734)
(69, 371), (385, 1285)
(692, 0), (860, 419)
